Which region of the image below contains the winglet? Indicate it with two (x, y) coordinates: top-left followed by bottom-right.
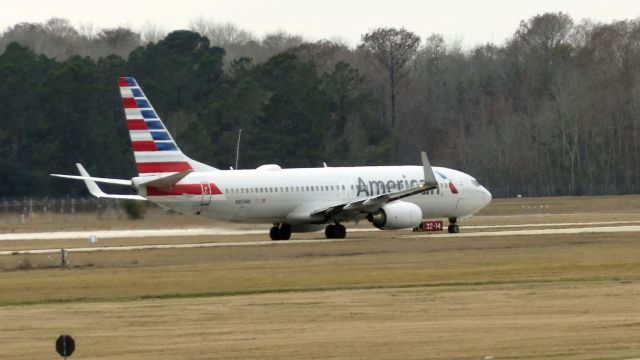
(421, 151), (438, 188)
(76, 163), (106, 198)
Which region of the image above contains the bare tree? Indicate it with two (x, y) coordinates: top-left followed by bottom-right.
(139, 22), (167, 44)
(423, 33), (446, 72)
(359, 27), (420, 126)
(262, 31), (303, 52)
(189, 17), (255, 47)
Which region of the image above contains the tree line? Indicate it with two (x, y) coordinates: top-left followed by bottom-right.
(1, 13), (639, 197)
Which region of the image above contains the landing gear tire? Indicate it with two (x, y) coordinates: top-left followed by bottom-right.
(447, 217), (459, 234)
(325, 225), (335, 239)
(325, 223), (346, 239)
(270, 224), (292, 240)
(270, 226), (281, 241)
(279, 224), (292, 240)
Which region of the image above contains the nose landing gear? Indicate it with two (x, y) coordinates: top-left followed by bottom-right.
(447, 217), (460, 234)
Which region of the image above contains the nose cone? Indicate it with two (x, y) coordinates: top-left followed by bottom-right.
(481, 186), (492, 208)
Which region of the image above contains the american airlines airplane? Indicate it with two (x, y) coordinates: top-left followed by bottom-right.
(52, 77), (492, 240)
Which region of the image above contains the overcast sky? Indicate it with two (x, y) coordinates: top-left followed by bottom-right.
(2, 0), (638, 47)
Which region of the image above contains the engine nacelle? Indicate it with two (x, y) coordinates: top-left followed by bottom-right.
(368, 201), (423, 230)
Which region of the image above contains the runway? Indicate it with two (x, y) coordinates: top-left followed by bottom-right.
(2, 220), (639, 242)
(1, 221), (639, 256)
(0, 227), (269, 241)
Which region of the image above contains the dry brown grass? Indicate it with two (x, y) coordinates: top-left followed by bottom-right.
(1, 231), (640, 304)
(2, 282), (640, 360)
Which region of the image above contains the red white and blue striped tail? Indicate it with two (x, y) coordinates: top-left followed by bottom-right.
(118, 76), (217, 176)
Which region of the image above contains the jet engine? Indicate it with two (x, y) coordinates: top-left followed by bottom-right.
(368, 201), (423, 230)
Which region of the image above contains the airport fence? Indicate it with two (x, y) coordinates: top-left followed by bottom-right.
(0, 197), (138, 217)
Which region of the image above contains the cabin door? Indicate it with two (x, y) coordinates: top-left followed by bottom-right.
(201, 182), (212, 206)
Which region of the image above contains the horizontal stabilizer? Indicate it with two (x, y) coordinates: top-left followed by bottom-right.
(52, 164), (146, 201)
(50, 174), (132, 186)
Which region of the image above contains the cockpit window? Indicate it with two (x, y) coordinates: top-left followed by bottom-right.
(471, 179), (481, 187)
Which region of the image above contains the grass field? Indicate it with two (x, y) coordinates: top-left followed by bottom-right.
(1, 195), (640, 359)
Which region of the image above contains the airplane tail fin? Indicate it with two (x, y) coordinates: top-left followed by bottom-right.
(118, 76), (218, 176)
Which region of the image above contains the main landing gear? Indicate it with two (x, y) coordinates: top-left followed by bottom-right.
(325, 223), (346, 239)
(447, 217), (460, 234)
(270, 223), (292, 241)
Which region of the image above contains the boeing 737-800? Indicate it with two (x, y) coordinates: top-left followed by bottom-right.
(52, 77), (492, 240)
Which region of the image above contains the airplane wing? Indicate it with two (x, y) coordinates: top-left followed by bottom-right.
(51, 164), (146, 201)
(310, 151), (439, 218)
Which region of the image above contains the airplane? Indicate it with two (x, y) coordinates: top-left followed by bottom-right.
(52, 77), (492, 240)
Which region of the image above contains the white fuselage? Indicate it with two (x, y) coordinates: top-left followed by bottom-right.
(138, 165), (492, 225)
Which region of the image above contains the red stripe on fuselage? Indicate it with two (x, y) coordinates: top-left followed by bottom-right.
(147, 183), (223, 196)
(132, 141), (157, 151)
(127, 120), (148, 130)
(137, 162), (193, 173)
(209, 183), (222, 195)
(122, 97), (137, 108)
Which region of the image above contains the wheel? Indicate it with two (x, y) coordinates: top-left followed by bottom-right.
(335, 224), (347, 239)
(325, 224), (336, 239)
(279, 224), (291, 240)
(269, 226), (281, 240)
(447, 224), (459, 234)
